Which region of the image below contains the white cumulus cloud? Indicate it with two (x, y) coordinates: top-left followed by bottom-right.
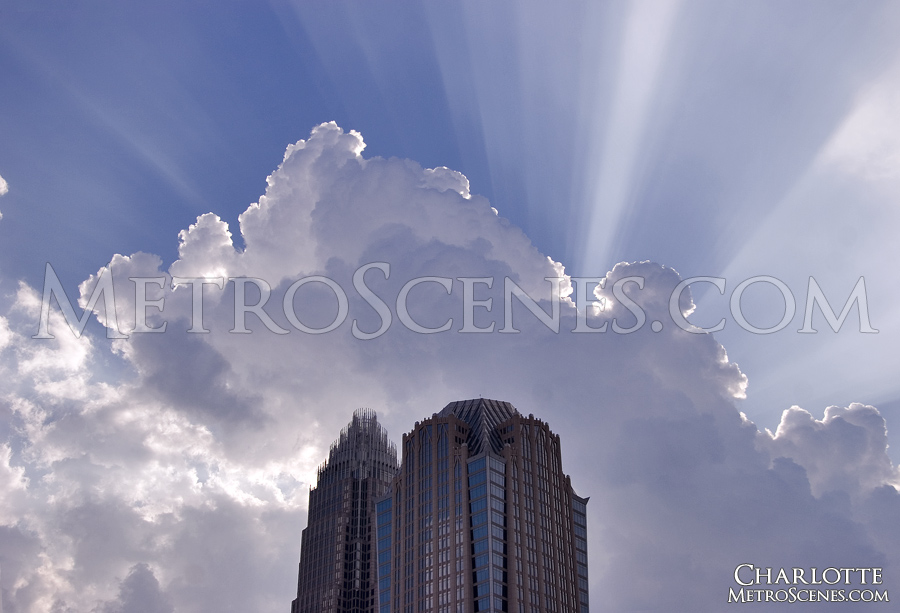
(0, 171), (7, 220)
(0, 124), (897, 612)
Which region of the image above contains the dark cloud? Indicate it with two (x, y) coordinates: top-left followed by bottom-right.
(96, 564), (173, 613)
(132, 333), (267, 428)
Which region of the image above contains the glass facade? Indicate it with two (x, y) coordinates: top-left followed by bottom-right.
(376, 399), (589, 613)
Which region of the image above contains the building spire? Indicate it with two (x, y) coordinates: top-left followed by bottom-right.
(291, 410), (399, 613)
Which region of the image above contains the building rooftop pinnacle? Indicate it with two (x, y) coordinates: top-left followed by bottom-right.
(438, 398), (520, 455)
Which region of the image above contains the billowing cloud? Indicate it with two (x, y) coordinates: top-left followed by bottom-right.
(761, 403), (900, 498)
(0, 171), (7, 220)
(1, 124), (898, 612)
(169, 121), (566, 298)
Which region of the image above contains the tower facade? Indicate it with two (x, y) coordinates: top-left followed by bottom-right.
(291, 409), (400, 613)
(374, 399), (589, 613)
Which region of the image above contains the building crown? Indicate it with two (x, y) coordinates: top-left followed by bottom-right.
(438, 398), (519, 455)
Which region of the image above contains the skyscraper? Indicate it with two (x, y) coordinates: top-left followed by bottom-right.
(374, 399), (589, 613)
(291, 409), (400, 613)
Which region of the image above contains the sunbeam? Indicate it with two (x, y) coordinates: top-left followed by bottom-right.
(578, 0), (682, 274)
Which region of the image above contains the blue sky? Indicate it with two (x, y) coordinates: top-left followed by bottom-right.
(2, 1), (900, 611)
(3, 1), (898, 435)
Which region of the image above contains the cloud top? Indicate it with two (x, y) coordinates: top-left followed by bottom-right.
(0, 172), (7, 220)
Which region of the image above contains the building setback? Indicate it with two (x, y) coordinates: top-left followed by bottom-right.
(374, 399), (589, 613)
(291, 409), (400, 613)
